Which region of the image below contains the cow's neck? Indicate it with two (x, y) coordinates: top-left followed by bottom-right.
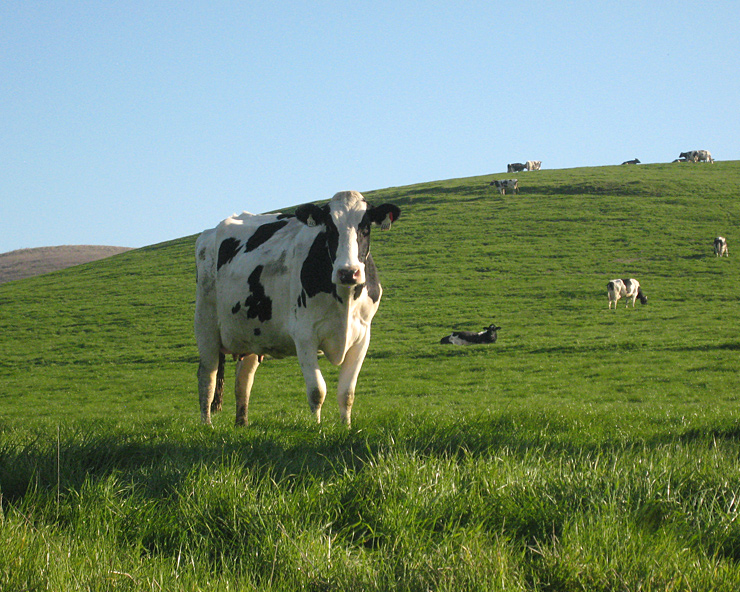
(334, 283), (365, 316)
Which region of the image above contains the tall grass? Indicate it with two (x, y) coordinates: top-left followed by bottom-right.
(2, 161), (740, 589)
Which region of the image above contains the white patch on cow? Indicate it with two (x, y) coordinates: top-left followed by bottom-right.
(329, 191), (369, 287)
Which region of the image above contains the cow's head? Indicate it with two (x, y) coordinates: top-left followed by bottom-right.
(295, 191), (401, 287)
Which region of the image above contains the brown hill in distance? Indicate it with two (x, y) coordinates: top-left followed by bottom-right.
(0, 245), (133, 285)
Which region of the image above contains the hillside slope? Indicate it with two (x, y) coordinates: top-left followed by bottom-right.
(0, 245), (132, 284)
(0, 161), (739, 423)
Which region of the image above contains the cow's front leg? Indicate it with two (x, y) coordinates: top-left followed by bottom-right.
(234, 354), (261, 427)
(296, 346), (327, 423)
(337, 337), (370, 427)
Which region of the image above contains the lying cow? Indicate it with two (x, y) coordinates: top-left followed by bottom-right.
(489, 179), (519, 195)
(621, 158), (640, 165)
(440, 324), (501, 345)
(714, 236), (729, 257)
(507, 163), (526, 173)
(195, 190), (401, 427)
(607, 278), (648, 309)
(525, 160), (542, 171)
(679, 150), (713, 163)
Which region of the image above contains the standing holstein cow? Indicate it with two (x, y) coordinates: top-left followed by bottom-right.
(489, 179), (519, 195)
(607, 278), (648, 309)
(195, 191), (401, 427)
(679, 150), (713, 163)
(714, 236), (729, 257)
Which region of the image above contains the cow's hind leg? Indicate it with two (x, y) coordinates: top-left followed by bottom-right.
(337, 338), (370, 427)
(234, 354), (261, 427)
(296, 346), (327, 423)
(198, 351), (223, 425)
(211, 354), (225, 413)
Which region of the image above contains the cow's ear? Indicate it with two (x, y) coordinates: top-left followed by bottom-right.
(295, 204), (328, 227)
(369, 204), (401, 230)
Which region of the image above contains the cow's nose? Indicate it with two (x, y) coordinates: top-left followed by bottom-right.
(337, 268), (360, 284)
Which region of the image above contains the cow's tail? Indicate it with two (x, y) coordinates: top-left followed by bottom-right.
(211, 352), (226, 413)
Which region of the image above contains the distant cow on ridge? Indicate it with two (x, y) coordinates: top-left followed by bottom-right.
(525, 160), (542, 171)
(679, 150), (713, 163)
(607, 278), (648, 309)
(622, 158), (640, 165)
(507, 163), (526, 173)
(194, 190), (402, 427)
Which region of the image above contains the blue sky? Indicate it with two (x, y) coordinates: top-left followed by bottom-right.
(2, 1), (738, 253)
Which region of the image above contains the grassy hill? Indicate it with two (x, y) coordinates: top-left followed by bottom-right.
(1, 162), (740, 590)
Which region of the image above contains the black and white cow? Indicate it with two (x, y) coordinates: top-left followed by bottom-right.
(489, 179), (519, 195)
(607, 278), (648, 309)
(679, 150), (713, 163)
(507, 163), (526, 173)
(621, 158), (640, 165)
(525, 160), (542, 171)
(714, 236), (728, 257)
(194, 191), (401, 427)
(440, 324), (501, 345)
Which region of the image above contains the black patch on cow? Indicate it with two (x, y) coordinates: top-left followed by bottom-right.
(357, 212), (372, 262)
(300, 230), (341, 302)
(244, 265), (273, 322)
(217, 238), (242, 270)
(364, 253), (381, 303)
(245, 220), (289, 253)
(232, 302), (241, 314)
(297, 290), (307, 308)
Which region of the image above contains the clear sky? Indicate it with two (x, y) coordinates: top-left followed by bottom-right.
(2, 1), (738, 253)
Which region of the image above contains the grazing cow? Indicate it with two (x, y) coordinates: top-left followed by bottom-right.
(489, 179), (519, 195)
(679, 150), (713, 163)
(714, 236), (729, 257)
(525, 160), (542, 171)
(194, 190), (401, 427)
(607, 278), (648, 309)
(621, 158), (640, 165)
(507, 163), (526, 173)
(440, 324), (501, 345)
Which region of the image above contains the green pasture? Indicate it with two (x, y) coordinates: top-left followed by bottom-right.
(1, 161), (740, 590)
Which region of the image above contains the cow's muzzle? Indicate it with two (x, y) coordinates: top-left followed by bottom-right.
(337, 267), (362, 285)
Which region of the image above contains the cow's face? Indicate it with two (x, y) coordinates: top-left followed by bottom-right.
(296, 191), (400, 288)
